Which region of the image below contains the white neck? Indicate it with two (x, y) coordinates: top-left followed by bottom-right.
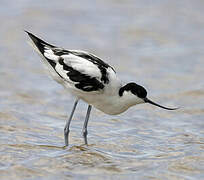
(119, 91), (144, 109)
(80, 86), (145, 115)
(97, 90), (145, 115)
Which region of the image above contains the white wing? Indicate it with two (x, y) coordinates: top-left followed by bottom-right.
(26, 31), (115, 92)
(60, 53), (102, 80)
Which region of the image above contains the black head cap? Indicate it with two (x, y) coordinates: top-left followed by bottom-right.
(119, 83), (179, 111)
(119, 82), (147, 98)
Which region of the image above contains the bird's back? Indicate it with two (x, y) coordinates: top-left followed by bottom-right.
(26, 32), (121, 101)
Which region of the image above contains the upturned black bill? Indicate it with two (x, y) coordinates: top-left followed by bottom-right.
(144, 98), (178, 110)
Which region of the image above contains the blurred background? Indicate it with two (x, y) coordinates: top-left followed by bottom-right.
(0, 0), (203, 179)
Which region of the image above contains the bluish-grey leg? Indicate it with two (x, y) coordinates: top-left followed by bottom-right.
(82, 105), (92, 145)
(64, 99), (79, 146)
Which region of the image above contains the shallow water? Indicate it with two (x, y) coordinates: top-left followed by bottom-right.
(0, 0), (204, 179)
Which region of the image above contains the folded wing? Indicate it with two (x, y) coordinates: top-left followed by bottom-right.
(26, 31), (113, 92)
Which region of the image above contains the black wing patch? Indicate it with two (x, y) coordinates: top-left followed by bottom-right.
(71, 51), (114, 84)
(52, 48), (70, 56)
(25, 31), (110, 91)
(58, 58), (104, 91)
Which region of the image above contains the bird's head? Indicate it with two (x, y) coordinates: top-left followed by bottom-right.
(119, 82), (178, 110)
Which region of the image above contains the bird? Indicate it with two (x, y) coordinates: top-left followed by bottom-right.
(25, 31), (178, 146)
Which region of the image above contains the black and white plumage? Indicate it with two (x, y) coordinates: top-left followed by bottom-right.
(26, 31), (178, 146)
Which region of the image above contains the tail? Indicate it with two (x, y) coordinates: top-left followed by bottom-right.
(25, 30), (56, 54)
(25, 31), (64, 82)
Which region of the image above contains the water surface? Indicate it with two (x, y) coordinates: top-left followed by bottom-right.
(0, 0), (204, 179)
